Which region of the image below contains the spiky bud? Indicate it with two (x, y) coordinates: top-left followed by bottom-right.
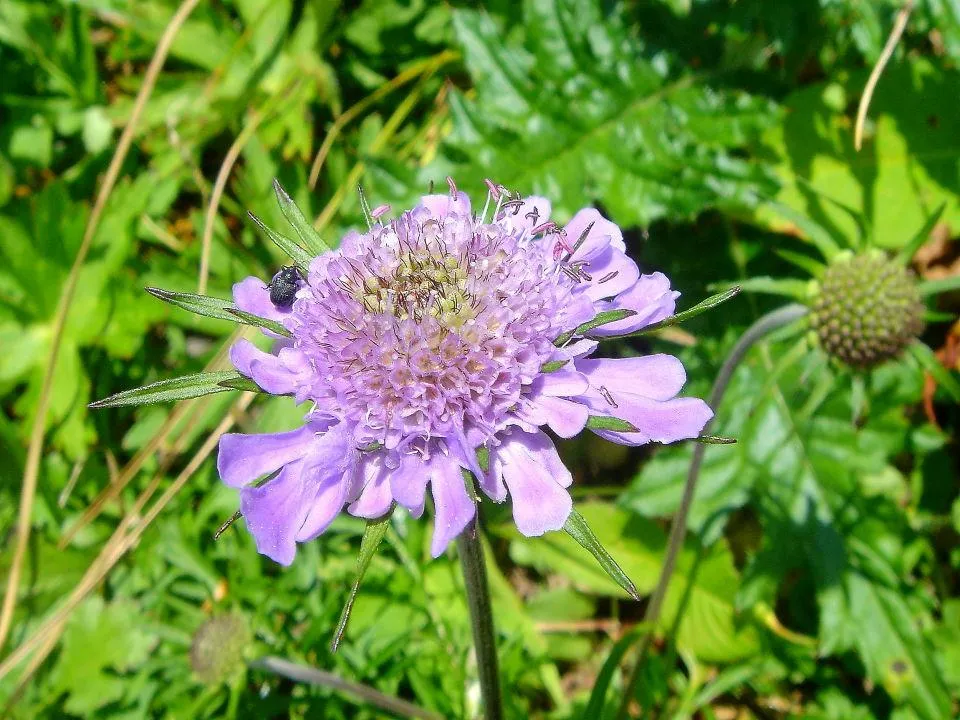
(809, 252), (924, 369)
(189, 613), (251, 685)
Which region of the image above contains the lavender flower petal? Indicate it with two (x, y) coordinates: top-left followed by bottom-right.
(592, 272), (679, 336)
(230, 339), (311, 395)
(429, 468), (476, 557)
(239, 460), (307, 566)
(217, 425), (317, 488)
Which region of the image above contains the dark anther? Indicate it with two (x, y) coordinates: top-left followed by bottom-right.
(213, 510), (242, 540)
(598, 271), (619, 284)
(598, 386), (618, 408)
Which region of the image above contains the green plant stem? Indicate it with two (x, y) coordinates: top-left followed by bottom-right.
(615, 303), (808, 720)
(458, 520), (503, 720)
(250, 656), (442, 720)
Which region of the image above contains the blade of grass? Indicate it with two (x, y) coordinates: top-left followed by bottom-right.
(0, 0), (203, 655)
(197, 77), (302, 294)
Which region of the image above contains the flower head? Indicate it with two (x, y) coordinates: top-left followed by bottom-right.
(809, 251), (925, 369)
(218, 183), (712, 564)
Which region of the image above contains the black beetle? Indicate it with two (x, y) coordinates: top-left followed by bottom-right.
(268, 266), (302, 308)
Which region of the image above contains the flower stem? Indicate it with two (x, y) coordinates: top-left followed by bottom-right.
(458, 520), (503, 720)
(615, 304), (808, 720)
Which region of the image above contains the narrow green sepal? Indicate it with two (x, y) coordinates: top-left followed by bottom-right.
(694, 434), (737, 445)
(908, 342), (960, 402)
(539, 359), (569, 373)
(273, 179), (331, 256)
(713, 277), (809, 301)
(619, 286), (741, 338)
(919, 276), (960, 297)
(554, 309), (636, 346)
(585, 416), (638, 432)
(774, 248), (825, 278)
(897, 202), (947, 266)
(217, 375), (263, 392)
(146, 287), (239, 323)
(563, 508), (641, 600)
(331, 510), (394, 653)
(767, 201), (842, 261)
(247, 211), (312, 271)
(89, 370), (246, 408)
(227, 308), (292, 337)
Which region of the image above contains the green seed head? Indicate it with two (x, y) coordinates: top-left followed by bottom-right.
(190, 613), (251, 685)
(809, 252), (925, 369)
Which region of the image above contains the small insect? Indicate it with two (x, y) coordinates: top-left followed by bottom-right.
(268, 266), (303, 308)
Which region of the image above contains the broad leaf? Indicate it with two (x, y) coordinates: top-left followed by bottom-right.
(446, 0), (777, 226)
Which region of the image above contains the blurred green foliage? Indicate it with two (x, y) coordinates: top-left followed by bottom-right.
(1, 0), (959, 718)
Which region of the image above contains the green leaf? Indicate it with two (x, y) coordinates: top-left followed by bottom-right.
(897, 202), (947, 266)
(919, 275), (960, 297)
(764, 201), (844, 260)
(145, 287), (241, 323)
(754, 60), (960, 250)
(247, 211), (312, 270)
(908, 342), (960, 402)
(581, 625), (647, 719)
(512, 502), (759, 662)
(585, 416), (638, 433)
(714, 276), (811, 301)
(146, 287), (291, 336)
(554, 309), (636, 346)
(623, 286), (742, 338)
(50, 597), (156, 715)
(273, 179), (331, 256)
(331, 510), (394, 653)
(695, 435), (737, 445)
(563, 508), (640, 600)
(89, 370), (247, 408)
(539, 359), (569, 373)
(446, 0), (777, 227)
(227, 308), (292, 338)
(775, 248), (827, 278)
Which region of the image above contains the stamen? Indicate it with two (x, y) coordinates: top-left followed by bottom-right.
(371, 204), (391, 220)
(446, 176), (458, 196)
(598, 386), (619, 408)
(213, 510), (242, 540)
(483, 178), (501, 199)
(598, 270), (619, 284)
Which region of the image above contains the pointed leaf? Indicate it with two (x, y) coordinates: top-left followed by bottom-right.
(89, 370), (246, 408)
(624, 286), (741, 338)
(695, 435), (737, 445)
(226, 308), (292, 337)
(554, 309), (636, 346)
(273, 179), (331, 256)
(774, 248), (825, 278)
(217, 375), (263, 392)
(897, 202), (947, 266)
(582, 625), (647, 719)
(919, 275), (960, 297)
(766, 200), (842, 260)
(145, 287), (239, 323)
(331, 510), (394, 653)
(585, 416), (638, 433)
(713, 277), (810, 301)
(908, 342), (960, 402)
(563, 508), (640, 601)
(247, 211), (312, 270)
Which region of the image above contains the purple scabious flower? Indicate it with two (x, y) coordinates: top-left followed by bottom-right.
(218, 184), (712, 564)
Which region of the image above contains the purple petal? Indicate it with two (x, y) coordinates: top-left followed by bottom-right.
(595, 397), (713, 446)
(217, 425), (316, 488)
(348, 454), (393, 519)
(564, 208), (625, 254)
(295, 424), (359, 540)
(240, 460), (306, 566)
(531, 396), (590, 438)
(499, 196), (551, 233)
(536, 369), (589, 397)
(429, 464), (476, 557)
(490, 430), (573, 536)
(592, 272), (679, 336)
(232, 276), (291, 324)
(577, 355), (687, 402)
(577, 248), (641, 302)
(420, 192), (471, 218)
(230, 339), (311, 395)
(390, 454), (430, 517)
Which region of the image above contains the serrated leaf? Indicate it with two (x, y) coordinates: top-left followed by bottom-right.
(446, 0), (776, 227)
(331, 510), (394, 653)
(563, 508), (640, 600)
(89, 370), (246, 408)
(623, 286), (742, 338)
(273, 179), (331, 256)
(247, 211), (312, 270)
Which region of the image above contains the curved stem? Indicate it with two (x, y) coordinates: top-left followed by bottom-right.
(458, 520), (503, 720)
(615, 304), (808, 720)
